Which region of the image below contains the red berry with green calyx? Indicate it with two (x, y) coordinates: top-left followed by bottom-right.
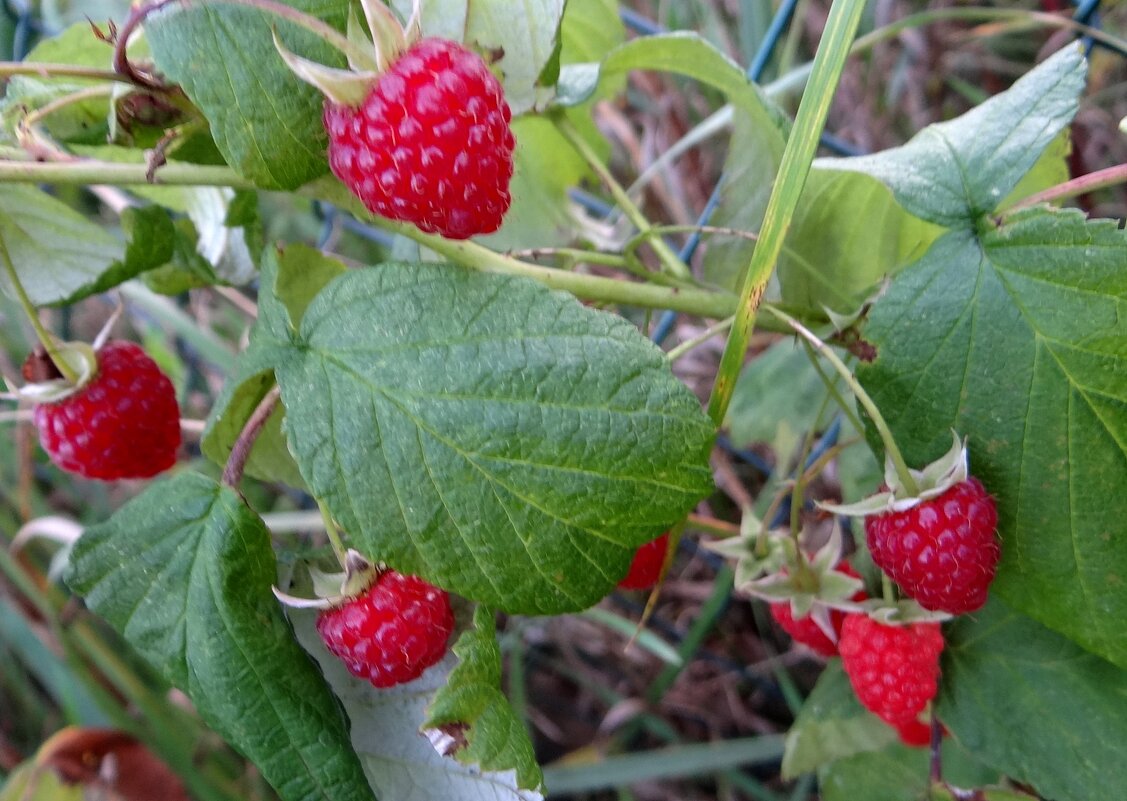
(838, 613), (944, 730)
(32, 341), (180, 480)
(618, 533), (670, 590)
(324, 38), (514, 240)
(866, 477), (999, 615)
(821, 435), (1000, 615)
(316, 569), (454, 688)
(770, 563), (866, 657)
(275, 2), (514, 240)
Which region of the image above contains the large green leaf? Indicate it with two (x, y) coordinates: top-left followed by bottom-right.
(289, 600), (541, 800)
(146, 0), (347, 190)
(938, 599), (1127, 801)
(0, 187), (174, 306)
(818, 739), (998, 801)
(425, 606), (541, 792)
(250, 256), (715, 614)
(858, 208), (1127, 665)
(818, 46), (1086, 227)
(65, 472), (372, 801)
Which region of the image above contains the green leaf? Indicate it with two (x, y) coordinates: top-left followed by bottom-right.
(858, 207), (1127, 666)
(771, 169), (944, 312)
(817, 46), (1086, 227)
(146, 0), (348, 190)
(0, 186), (174, 306)
(0, 23), (113, 144)
(287, 599), (542, 800)
(781, 662), (896, 779)
(65, 472), (372, 801)
(477, 0), (622, 249)
(257, 258), (715, 613)
(425, 607), (543, 791)
(818, 739), (998, 801)
(201, 244), (345, 486)
(391, 0), (566, 115)
(938, 599), (1127, 801)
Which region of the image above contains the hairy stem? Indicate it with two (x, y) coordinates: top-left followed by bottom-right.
(1001, 161), (1127, 215)
(0, 237), (79, 383)
(221, 386), (281, 487)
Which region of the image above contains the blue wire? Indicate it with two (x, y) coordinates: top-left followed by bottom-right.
(618, 7), (666, 37)
(1073, 0), (1101, 56)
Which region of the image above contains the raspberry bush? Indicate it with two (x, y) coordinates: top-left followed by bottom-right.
(1, 1), (1125, 800)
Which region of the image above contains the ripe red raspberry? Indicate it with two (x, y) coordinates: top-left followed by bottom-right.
(316, 569), (454, 688)
(617, 533), (670, 590)
(324, 38), (515, 240)
(865, 478), (999, 614)
(34, 341), (180, 480)
(769, 563), (866, 657)
(838, 614), (944, 729)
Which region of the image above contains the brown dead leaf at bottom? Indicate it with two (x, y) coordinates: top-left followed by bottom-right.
(35, 727), (190, 801)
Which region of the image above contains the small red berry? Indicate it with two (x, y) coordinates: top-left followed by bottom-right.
(770, 563), (866, 657)
(838, 614), (944, 729)
(865, 478), (999, 614)
(316, 569), (454, 688)
(324, 38), (515, 240)
(617, 533), (670, 590)
(892, 716), (933, 747)
(33, 341), (180, 480)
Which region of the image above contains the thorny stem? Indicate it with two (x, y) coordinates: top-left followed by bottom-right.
(555, 116), (693, 281)
(1000, 161), (1127, 215)
(764, 305), (921, 496)
(221, 386), (281, 487)
(113, 0), (368, 90)
(0, 237), (79, 384)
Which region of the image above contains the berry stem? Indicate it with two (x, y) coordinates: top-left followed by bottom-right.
(317, 499), (348, 567)
(554, 116), (694, 282)
(800, 340), (866, 435)
(764, 305), (921, 496)
(929, 711), (944, 783)
(0, 237), (79, 384)
(1000, 161), (1127, 216)
(221, 385), (281, 487)
(665, 316), (735, 362)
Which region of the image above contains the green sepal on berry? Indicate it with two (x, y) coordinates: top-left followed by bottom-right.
(740, 524), (865, 616)
(13, 340), (98, 404)
(820, 432), (969, 517)
(272, 548), (380, 610)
